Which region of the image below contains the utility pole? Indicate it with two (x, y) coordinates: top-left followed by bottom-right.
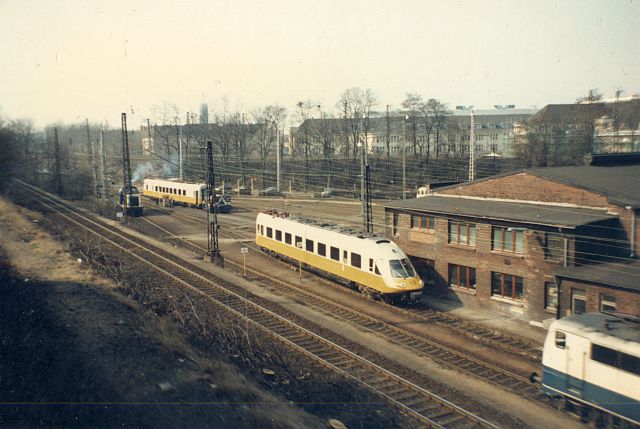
(53, 127), (63, 195)
(468, 110), (476, 181)
(99, 129), (109, 202)
(364, 163), (373, 234)
(206, 140), (223, 266)
(146, 118), (153, 157)
(386, 104), (391, 183)
(402, 115), (407, 200)
(276, 121), (281, 192)
(614, 89), (623, 149)
(121, 113), (133, 216)
(86, 119), (99, 202)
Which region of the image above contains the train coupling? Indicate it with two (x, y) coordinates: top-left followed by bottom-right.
(529, 372), (541, 384)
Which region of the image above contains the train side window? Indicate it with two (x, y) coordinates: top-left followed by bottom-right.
(330, 246), (339, 261)
(275, 230), (282, 241)
(306, 239), (314, 252)
(295, 236), (302, 248)
(592, 344), (618, 368)
(555, 331), (566, 349)
(375, 264), (381, 275)
(285, 233), (292, 245)
(351, 252), (361, 268)
(369, 258), (374, 272)
(343, 250), (348, 264)
(260, 225), (264, 235)
(317, 243), (326, 257)
(620, 352), (640, 376)
(266, 227), (273, 238)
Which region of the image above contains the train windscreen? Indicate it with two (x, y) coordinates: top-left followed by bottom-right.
(389, 259), (417, 278)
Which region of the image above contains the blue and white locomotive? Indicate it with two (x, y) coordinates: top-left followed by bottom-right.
(532, 312), (639, 425)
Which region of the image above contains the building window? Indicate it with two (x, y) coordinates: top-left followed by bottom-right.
(545, 282), (558, 311)
(491, 272), (524, 301)
(544, 233), (564, 261)
(600, 294), (616, 312)
(449, 264), (476, 290)
(492, 226), (524, 253)
(448, 221), (476, 246)
(571, 289), (586, 314)
(411, 214), (435, 231)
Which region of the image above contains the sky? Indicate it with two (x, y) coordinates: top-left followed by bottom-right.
(1, 0), (639, 128)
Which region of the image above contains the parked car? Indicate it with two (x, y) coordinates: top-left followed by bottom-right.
(320, 188), (335, 198)
(258, 186), (282, 197)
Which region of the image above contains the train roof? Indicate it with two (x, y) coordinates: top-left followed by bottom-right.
(258, 211), (388, 244)
(144, 177), (206, 186)
(553, 312), (640, 346)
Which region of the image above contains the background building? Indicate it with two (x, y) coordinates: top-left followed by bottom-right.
(384, 153), (640, 323)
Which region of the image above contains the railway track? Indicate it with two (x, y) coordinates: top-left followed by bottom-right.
(141, 205), (543, 401)
(16, 180), (502, 429)
(147, 203), (542, 362)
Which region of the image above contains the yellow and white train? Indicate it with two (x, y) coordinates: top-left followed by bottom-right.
(143, 178), (207, 208)
(256, 210), (424, 302)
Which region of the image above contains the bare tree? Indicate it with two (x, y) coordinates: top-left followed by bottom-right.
(337, 88), (377, 189)
(296, 100), (320, 191)
(402, 93), (422, 158)
(424, 99), (450, 160)
(252, 105), (286, 188)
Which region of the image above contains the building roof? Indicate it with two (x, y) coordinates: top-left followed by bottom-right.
(555, 260), (640, 292)
(531, 99), (640, 129)
(384, 195), (617, 228)
(528, 163), (640, 208)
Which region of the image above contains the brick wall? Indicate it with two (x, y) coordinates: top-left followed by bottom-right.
(558, 279), (640, 317)
(385, 171), (639, 322)
(386, 208), (570, 321)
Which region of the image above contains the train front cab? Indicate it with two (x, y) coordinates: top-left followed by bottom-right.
(118, 187), (144, 217)
(541, 324), (640, 425)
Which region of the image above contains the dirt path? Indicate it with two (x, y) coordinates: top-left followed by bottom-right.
(0, 197), (324, 428)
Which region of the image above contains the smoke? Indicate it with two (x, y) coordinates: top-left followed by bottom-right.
(132, 162), (155, 183)
(161, 154), (179, 178)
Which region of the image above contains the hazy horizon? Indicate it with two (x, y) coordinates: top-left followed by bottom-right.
(2, 0), (639, 128)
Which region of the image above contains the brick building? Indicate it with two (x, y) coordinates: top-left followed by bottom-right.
(384, 153), (640, 324)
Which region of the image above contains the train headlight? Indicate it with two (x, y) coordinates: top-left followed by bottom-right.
(419, 279), (424, 287)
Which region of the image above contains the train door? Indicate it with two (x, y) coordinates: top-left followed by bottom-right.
(565, 333), (589, 398)
(194, 191), (199, 207)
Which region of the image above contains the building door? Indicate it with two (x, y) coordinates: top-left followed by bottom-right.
(565, 334), (589, 398)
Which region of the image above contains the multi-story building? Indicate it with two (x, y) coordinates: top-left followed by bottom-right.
(514, 97), (640, 161)
(384, 153), (640, 323)
(289, 107), (537, 160)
